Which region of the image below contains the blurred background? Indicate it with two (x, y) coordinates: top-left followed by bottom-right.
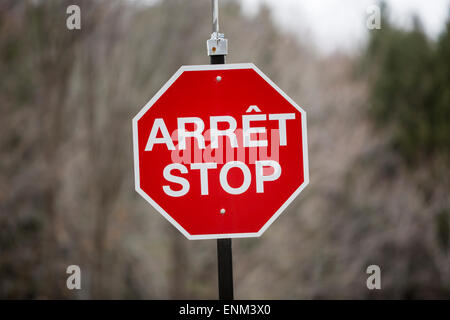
(0, 0), (449, 299)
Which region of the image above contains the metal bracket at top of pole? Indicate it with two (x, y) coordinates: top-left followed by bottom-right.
(207, 0), (228, 56)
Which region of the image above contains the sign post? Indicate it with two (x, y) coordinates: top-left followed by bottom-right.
(132, 0), (309, 301)
(207, 0), (234, 300)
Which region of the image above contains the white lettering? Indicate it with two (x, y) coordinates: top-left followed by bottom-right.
(242, 114), (268, 147)
(146, 118), (175, 151)
(190, 162), (217, 195)
(178, 117), (205, 150)
(220, 161), (251, 195)
(210, 116), (238, 149)
(255, 160), (282, 193)
(163, 163), (190, 197)
(269, 113), (295, 146)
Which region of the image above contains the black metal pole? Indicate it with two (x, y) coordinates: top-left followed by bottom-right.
(208, 0), (233, 301)
(210, 53), (234, 300)
(216, 238), (234, 300)
(210, 55), (225, 65)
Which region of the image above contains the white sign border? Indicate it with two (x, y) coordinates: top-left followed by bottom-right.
(132, 63), (309, 240)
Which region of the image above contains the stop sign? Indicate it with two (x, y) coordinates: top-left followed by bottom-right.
(132, 63), (309, 239)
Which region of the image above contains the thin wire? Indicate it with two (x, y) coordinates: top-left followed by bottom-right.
(212, 0), (219, 34)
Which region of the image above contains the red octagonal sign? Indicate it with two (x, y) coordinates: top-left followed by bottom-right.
(133, 63), (309, 239)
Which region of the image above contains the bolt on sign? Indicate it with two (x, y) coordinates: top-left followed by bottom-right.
(132, 63), (309, 239)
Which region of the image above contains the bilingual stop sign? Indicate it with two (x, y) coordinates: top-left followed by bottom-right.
(132, 63), (309, 239)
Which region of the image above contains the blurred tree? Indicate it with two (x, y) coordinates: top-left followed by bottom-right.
(363, 6), (450, 164)
(434, 17), (450, 158)
(359, 5), (450, 298)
